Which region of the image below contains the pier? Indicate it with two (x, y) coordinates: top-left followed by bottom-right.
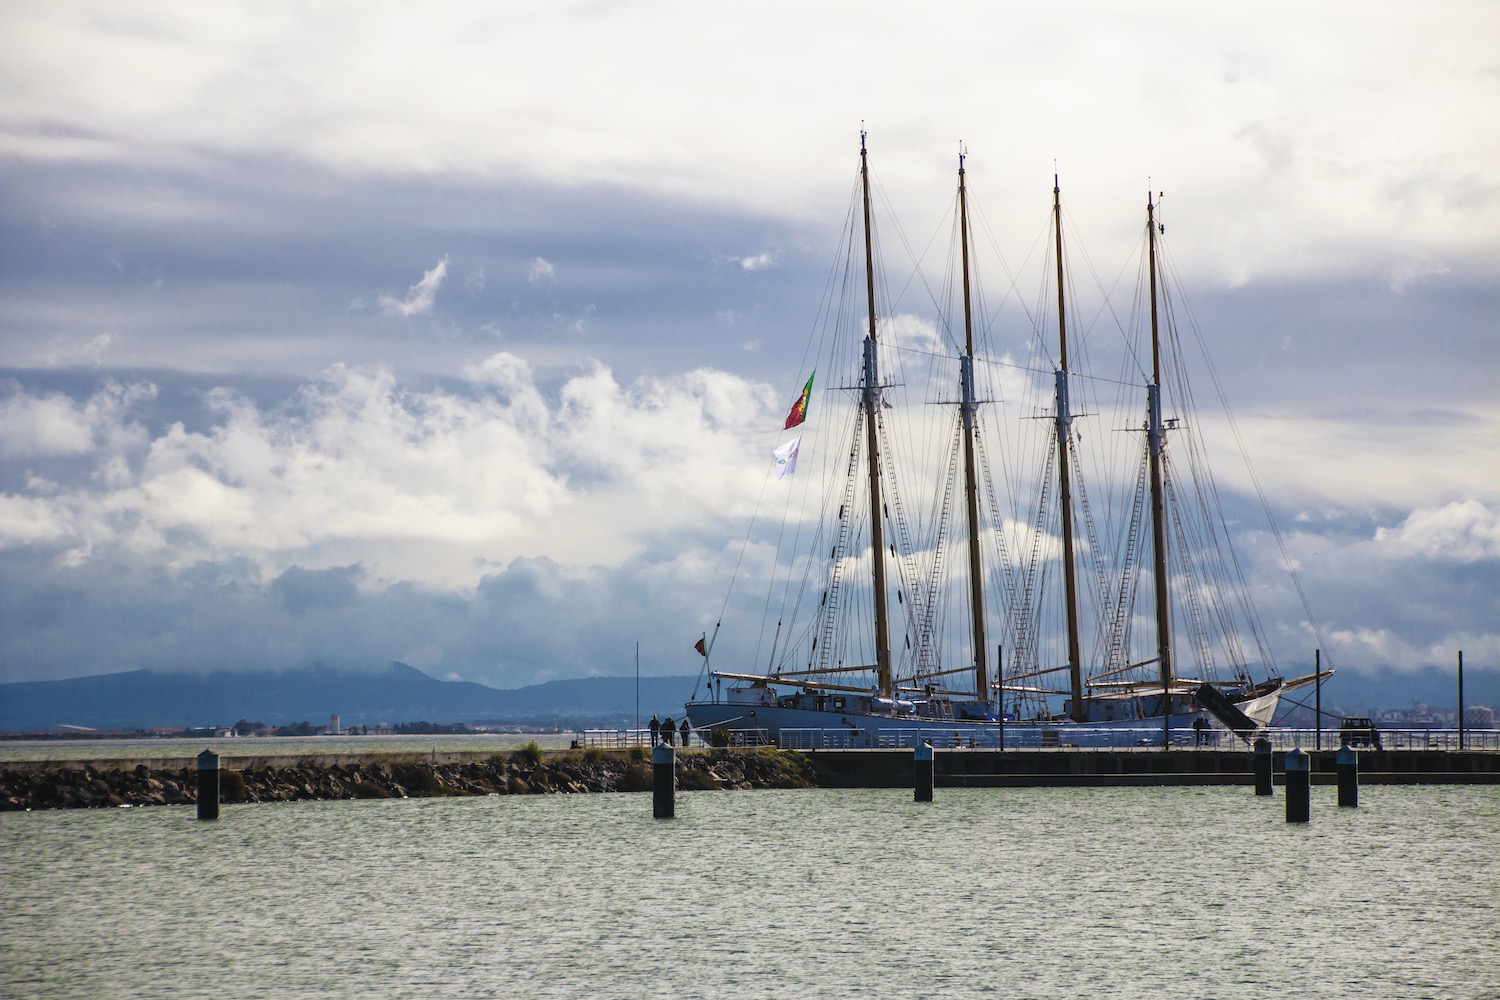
(804, 746), (1499, 788)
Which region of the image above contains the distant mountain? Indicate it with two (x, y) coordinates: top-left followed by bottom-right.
(1307, 663), (1496, 715)
(0, 661), (1491, 734)
(0, 663), (701, 732)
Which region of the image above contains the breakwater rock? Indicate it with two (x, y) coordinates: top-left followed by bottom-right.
(0, 747), (818, 811)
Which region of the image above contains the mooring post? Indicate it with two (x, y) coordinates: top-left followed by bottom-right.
(652, 742), (675, 819)
(1337, 743), (1359, 808)
(913, 741), (934, 802)
(1254, 737), (1273, 796)
(196, 749), (220, 821)
(1284, 747), (1310, 823)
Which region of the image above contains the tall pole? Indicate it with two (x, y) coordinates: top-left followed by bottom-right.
(997, 643), (1005, 751)
(958, 150), (989, 705)
(860, 131), (894, 698)
(1458, 649), (1465, 750)
(1054, 175), (1086, 722)
(635, 641), (640, 746)
(1315, 648), (1322, 751)
(1146, 192), (1173, 748)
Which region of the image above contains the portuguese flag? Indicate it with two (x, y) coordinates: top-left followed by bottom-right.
(783, 371), (814, 429)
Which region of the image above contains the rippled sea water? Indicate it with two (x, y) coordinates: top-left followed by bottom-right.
(4, 785), (1497, 999)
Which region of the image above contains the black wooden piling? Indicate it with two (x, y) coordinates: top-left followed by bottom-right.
(1284, 748), (1310, 823)
(1253, 737), (1273, 796)
(913, 742), (934, 802)
(196, 749), (220, 821)
(652, 742), (675, 819)
(1337, 744), (1359, 808)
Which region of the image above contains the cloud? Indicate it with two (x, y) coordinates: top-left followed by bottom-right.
(1386, 255), (1450, 293)
(378, 256), (448, 317)
(272, 564), (362, 615)
(0, 380), (154, 458)
(0, 359), (795, 682)
(737, 252), (776, 271)
(0, 355), (776, 589)
(526, 257), (555, 284)
(1375, 500), (1500, 562)
(37, 333), (115, 368)
(1319, 623), (1500, 678)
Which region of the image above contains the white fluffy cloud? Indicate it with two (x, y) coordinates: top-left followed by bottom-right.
(1375, 500), (1500, 562)
(378, 256), (448, 317)
(526, 257), (555, 285)
(738, 252), (776, 271)
(0, 355), (777, 588)
(0, 380), (154, 458)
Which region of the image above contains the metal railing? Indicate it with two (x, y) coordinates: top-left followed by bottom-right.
(773, 726), (1226, 751)
(679, 726), (1500, 752)
(572, 729), (703, 749)
(1259, 727), (1500, 752)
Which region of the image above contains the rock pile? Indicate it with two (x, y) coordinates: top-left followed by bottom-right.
(0, 747), (818, 811)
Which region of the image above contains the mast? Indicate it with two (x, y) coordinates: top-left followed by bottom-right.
(957, 150), (989, 704)
(1053, 175), (1086, 722)
(860, 131), (894, 698)
(1146, 191), (1173, 707)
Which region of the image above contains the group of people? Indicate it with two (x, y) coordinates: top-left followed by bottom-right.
(649, 714), (691, 747)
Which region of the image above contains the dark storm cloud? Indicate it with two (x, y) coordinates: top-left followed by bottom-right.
(272, 564), (362, 615)
(1, 153), (817, 384)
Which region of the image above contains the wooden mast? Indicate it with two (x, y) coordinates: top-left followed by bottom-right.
(859, 131), (894, 698)
(1053, 175), (1086, 722)
(957, 150), (989, 705)
(1145, 191), (1173, 729)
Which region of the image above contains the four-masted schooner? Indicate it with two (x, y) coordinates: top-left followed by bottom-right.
(684, 134), (1324, 749)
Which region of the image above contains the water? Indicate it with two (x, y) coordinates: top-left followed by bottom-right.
(4, 786), (1496, 999)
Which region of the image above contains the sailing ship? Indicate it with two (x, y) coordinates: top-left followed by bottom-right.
(684, 134), (1325, 749)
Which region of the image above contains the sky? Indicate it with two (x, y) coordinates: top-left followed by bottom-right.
(1, 1), (1497, 705)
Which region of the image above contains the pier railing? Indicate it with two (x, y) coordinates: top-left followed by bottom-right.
(573, 729), (702, 749)
(1259, 727), (1500, 752)
(571, 725), (1499, 752)
(652, 726), (1500, 752)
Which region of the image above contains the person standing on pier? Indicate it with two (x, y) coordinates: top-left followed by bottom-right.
(649, 715), (661, 745)
(680, 719), (690, 748)
(662, 716), (675, 746)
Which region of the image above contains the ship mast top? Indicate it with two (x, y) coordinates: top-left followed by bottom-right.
(859, 133), (893, 698)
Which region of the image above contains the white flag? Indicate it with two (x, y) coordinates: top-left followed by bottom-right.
(772, 436), (801, 479)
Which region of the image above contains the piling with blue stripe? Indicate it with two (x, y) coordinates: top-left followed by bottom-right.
(196, 749), (220, 821)
(652, 743), (675, 819)
(1253, 737), (1273, 796)
(913, 742), (934, 802)
(1337, 744), (1359, 808)
(1284, 748), (1310, 823)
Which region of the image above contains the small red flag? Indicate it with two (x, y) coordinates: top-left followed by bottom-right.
(694, 637), (707, 656)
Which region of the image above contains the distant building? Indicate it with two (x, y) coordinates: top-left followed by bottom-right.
(1463, 705), (1496, 729)
(330, 713), (341, 736)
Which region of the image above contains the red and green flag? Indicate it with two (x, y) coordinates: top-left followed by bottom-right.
(783, 371), (814, 429)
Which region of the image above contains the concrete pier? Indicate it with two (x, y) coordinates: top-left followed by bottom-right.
(801, 747), (1499, 788)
